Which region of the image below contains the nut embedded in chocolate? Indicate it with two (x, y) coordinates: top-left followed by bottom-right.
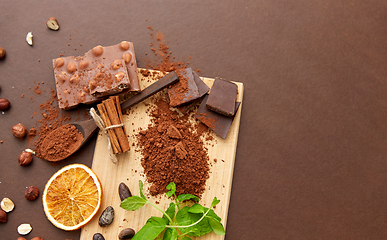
(46, 17), (60, 31)
(12, 123), (27, 139)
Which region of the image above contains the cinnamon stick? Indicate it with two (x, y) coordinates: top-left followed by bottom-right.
(97, 103), (122, 154)
(104, 97), (130, 153)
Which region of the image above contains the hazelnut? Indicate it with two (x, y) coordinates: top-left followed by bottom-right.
(119, 41), (130, 51)
(31, 237), (43, 240)
(66, 62), (77, 73)
(1, 197), (15, 212)
(12, 123), (27, 139)
(17, 223), (32, 235)
(54, 58), (64, 68)
(122, 52), (132, 64)
(0, 98), (10, 110)
(111, 59), (123, 70)
(0, 209), (7, 223)
(92, 45), (104, 56)
(16, 237), (27, 240)
(46, 17), (60, 31)
(18, 151), (33, 166)
(79, 60), (89, 70)
(25, 186), (39, 201)
(26, 32), (33, 46)
(0, 47), (5, 59)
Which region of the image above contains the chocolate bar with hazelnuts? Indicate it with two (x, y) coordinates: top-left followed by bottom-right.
(52, 41), (141, 110)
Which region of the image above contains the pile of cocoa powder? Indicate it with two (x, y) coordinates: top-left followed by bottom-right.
(137, 98), (210, 197)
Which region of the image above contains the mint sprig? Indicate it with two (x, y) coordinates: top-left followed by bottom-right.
(120, 181), (226, 240)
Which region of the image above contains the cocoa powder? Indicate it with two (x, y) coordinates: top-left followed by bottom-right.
(136, 98), (210, 197)
(35, 124), (83, 161)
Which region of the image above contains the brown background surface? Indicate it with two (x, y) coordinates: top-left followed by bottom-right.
(1, 1), (387, 239)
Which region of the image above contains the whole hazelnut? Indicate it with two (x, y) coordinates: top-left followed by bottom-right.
(18, 151), (33, 166)
(0, 98), (10, 111)
(0, 47), (5, 59)
(46, 17), (60, 31)
(31, 237), (43, 240)
(12, 123), (27, 139)
(25, 186), (39, 201)
(0, 209), (7, 223)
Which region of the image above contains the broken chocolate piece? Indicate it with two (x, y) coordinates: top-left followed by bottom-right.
(166, 125), (182, 139)
(206, 78), (238, 117)
(120, 71), (180, 110)
(168, 68), (200, 107)
(175, 141), (187, 159)
(192, 71), (210, 97)
(195, 94), (241, 139)
(52, 41), (140, 110)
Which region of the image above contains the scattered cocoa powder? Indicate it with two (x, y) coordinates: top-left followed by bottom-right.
(144, 28), (188, 74)
(136, 98), (210, 198)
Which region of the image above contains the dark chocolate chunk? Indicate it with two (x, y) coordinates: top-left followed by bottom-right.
(168, 67), (200, 107)
(206, 78), (238, 117)
(179, 71), (210, 113)
(195, 94), (241, 139)
(192, 71), (210, 97)
(120, 71), (179, 110)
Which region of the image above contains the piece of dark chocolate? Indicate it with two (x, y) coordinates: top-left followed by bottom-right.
(192, 71), (210, 97)
(52, 41), (140, 110)
(181, 71), (211, 113)
(168, 68), (200, 107)
(206, 78), (238, 117)
(195, 94), (241, 139)
(120, 71), (180, 110)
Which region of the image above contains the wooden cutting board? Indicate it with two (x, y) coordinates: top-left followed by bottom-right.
(80, 69), (244, 240)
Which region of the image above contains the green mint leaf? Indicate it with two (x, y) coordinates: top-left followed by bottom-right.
(163, 202), (176, 224)
(175, 206), (212, 237)
(211, 197), (220, 208)
(120, 196), (147, 211)
(207, 216), (226, 235)
(139, 180), (146, 199)
(166, 182), (176, 198)
(163, 228), (178, 240)
(177, 193), (199, 203)
(132, 217), (167, 240)
(188, 204), (205, 214)
(181, 237), (193, 240)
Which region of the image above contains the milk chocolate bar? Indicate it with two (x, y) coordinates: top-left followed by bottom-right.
(168, 68), (200, 107)
(195, 94), (241, 139)
(52, 41), (141, 109)
(206, 78), (238, 117)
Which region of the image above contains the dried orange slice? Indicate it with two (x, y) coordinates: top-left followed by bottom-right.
(42, 163), (102, 231)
